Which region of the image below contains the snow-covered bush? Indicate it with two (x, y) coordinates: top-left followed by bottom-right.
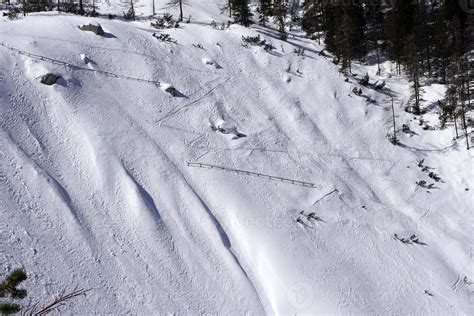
(152, 33), (177, 43)
(241, 35), (274, 52)
(386, 133), (399, 145)
(359, 73), (369, 86)
(151, 13), (179, 29)
(192, 43), (204, 50)
(6, 7), (20, 20)
(123, 6), (135, 21)
(294, 47), (305, 56)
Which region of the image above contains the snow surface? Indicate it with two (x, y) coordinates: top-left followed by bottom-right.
(0, 2), (473, 315)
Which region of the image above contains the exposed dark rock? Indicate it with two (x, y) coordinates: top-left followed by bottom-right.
(40, 73), (60, 86)
(79, 23), (105, 36)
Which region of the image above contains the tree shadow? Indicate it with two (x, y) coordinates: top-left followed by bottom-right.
(398, 142), (455, 152)
(253, 28), (320, 58)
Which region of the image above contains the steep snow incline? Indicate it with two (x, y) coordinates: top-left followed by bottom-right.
(1, 8), (473, 315)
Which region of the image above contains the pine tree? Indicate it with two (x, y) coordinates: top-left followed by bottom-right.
(302, 0), (322, 42)
(432, 4), (451, 83)
(404, 35), (422, 115)
(257, 0), (272, 26)
(365, 0), (384, 74)
(323, 2), (365, 73)
(288, 0), (299, 31)
(0, 268), (27, 315)
(78, 0), (84, 15)
(123, 0), (136, 20)
(167, 0), (187, 22)
(273, 0), (287, 40)
(384, 0), (416, 74)
(231, 0), (252, 27)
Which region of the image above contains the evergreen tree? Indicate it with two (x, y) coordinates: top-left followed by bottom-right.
(257, 0), (272, 26)
(167, 0), (187, 22)
(364, 0), (384, 74)
(302, 0), (322, 41)
(323, 1), (365, 73)
(384, 0), (416, 74)
(273, 0), (287, 40)
(231, 0), (252, 27)
(0, 268), (27, 315)
(404, 35), (423, 115)
(78, 0), (84, 14)
(288, 0), (299, 31)
(432, 5), (451, 83)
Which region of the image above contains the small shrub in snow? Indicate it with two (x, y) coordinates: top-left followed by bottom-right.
(152, 33), (177, 43)
(85, 10), (99, 18)
(241, 35), (274, 52)
(294, 47), (305, 56)
(0, 268), (27, 314)
(108, 13), (116, 20)
(428, 172), (442, 182)
(386, 133), (399, 145)
(416, 180), (435, 189)
(151, 13), (179, 29)
(263, 43), (274, 52)
(6, 7), (20, 20)
(123, 6), (135, 21)
(359, 73), (369, 86)
(374, 80), (386, 90)
(402, 124), (411, 133)
(394, 234), (425, 245)
(210, 21), (228, 30)
(192, 43), (204, 50)
(352, 87), (362, 96)
(63, 2), (79, 14)
(241, 35), (263, 46)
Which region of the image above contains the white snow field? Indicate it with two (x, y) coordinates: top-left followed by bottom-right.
(0, 2), (473, 315)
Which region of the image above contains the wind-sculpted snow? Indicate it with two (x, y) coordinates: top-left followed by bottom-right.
(0, 5), (473, 315)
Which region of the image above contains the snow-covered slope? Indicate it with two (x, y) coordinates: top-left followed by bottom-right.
(0, 4), (473, 315)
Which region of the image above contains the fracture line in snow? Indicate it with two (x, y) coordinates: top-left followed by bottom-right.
(186, 161), (318, 189)
(0, 41), (161, 86)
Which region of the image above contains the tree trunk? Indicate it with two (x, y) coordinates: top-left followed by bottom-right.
(391, 95), (397, 144)
(179, 0), (183, 21)
(454, 115), (459, 139)
(460, 80), (470, 150)
(375, 39), (381, 75)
